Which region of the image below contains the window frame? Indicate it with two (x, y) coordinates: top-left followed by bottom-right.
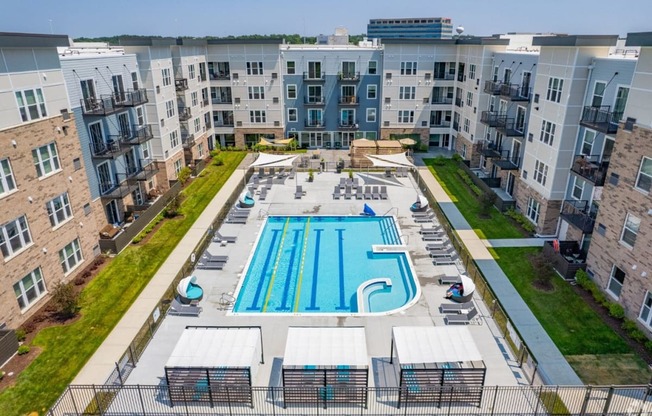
(46, 192), (73, 228)
(572, 177), (584, 200)
(607, 265), (626, 299)
(286, 61), (296, 75)
(540, 120), (556, 146)
(15, 88), (47, 122)
(581, 129), (595, 156)
(287, 108), (298, 122)
(0, 158), (17, 196)
(169, 130), (179, 148)
(368, 61), (377, 75)
(249, 110), (267, 123)
(639, 291), (652, 329)
(165, 100), (175, 118)
(398, 110), (414, 123)
(546, 77), (564, 103)
(14, 268), (46, 311)
(248, 86), (265, 100)
(400, 61), (417, 75)
(399, 86), (416, 100)
(286, 84), (297, 99)
(162, 68), (171, 86)
(534, 160), (548, 186)
(526, 197), (540, 224)
(366, 108), (376, 123)
(635, 156), (652, 193)
(0, 215), (33, 259)
(620, 213), (641, 248)
(367, 85), (377, 100)
(469, 64), (476, 80)
(33, 142), (61, 178)
(246, 61), (264, 75)
(60, 238), (83, 275)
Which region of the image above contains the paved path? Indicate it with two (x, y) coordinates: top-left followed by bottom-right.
(484, 238), (548, 248)
(417, 166), (583, 386)
(73, 154), (254, 385)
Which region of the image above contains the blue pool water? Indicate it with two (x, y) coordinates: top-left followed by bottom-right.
(233, 216), (418, 314)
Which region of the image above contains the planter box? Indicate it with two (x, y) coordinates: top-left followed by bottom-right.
(543, 240), (587, 281)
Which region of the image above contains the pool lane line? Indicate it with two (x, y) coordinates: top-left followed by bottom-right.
(277, 229), (301, 311)
(293, 217), (311, 312)
(306, 229), (322, 311)
(246, 229), (281, 311)
(262, 216), (291, 312)
(335, 228), (348, 310)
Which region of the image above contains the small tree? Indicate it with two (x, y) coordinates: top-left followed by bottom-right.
(177, 167), (192, 185)
(529, 252), (555, 291)
(478, 191), (497, 218)
(51, 281), (80, 319)
(164, 193), (186, 218)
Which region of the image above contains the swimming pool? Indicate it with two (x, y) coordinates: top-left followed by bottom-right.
(232, 216), (419, 314)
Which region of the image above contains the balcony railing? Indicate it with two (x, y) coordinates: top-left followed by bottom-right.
(430, 120), (451, 128)
(480, 142), (502, 159)
(433, 72), (455, 80)
(122, 89), (148, 106)
(338, 71), (360, 81)
(178, 107), (192, 121)
(204, 119), (212, 129)
(80, 95), (121, 116)
(455, 97), (463, 107)
(580, 106), (619, 134)
(484, 80), (504, 95)
(561, 200), (597, 234)
(431, 97), (453, 105)
(182, 131), (196, 148)
(303, 72), (325, 81)
(305, 119), (325, 129)
(212, 97), (232, 104)
(209, 72), (230, 80)
(338, 95), (359, 105)
(496, 117), (526, 137)
(214, 120), (234, 127)
(121, 125), (154, 145)
(338, 119), (358, 129)
(90, 140), (129, 159)
(175, 78), (188, 92)
(453, 121), (459, 131)
(126, 161), (158, 184)
(571, 154), (609, 186)
(304, 96), (325, 105)
(499, 84), (531, 101)
(480, 111), (505, 127)
(99, 173), (138, 200)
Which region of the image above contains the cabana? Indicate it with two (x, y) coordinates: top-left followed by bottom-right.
(445, 274), (476, 303)
(165, 326), (263, 407)
(282, 327), (369, 408)
(176, 276), (203, 304)
(411, 194), (429, 212)
(390, 326), (486, 408)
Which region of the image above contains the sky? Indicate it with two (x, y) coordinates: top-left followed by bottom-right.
(1, 0), (652, 39)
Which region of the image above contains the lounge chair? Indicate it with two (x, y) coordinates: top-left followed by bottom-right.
(384, 169), (393, 178)
(269, 168), (275, 177)
(168, 298), (202, 316)
(420, 226), (443, 234)
(259, 187), (268, 201)
(380, 186), (388, 200)
(371, 186), (380, 200)
(202, 253), (229, 262)
(229, 210), (250, 218)
(433, 254), (460, 266)
(288, 170), (295, 179)
(251, 177), (260, 189)
(426, 242), (449, 250)
(333, 186), (342, 200)
(412, 209), (434, 218)
(429, 248), (456, 258)
(226, 216), (247, 224)
(437, 275), (461, 285)
(439, 301), (475, 314)
(414, 216), (436, 223)
(422, 233), (446, 242)
(213, 231), (237, 244)
(444, 307), (480, 325)
(355, 187), (364, 200)
(428, 244), (454, 254)
(295, 185), (304, 199)
(265, 177), (273, 190)
(196, 261), (225, 270)
(344, 185), (352, 200)
(339, 178), (347, 189)
(364, 186), (372, 199)
(258, 168), (265, 177)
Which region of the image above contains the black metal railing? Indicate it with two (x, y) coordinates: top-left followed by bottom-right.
(571, 154), (609, 186)
(452, 121), (459, 131)
(80, 96), (121, 116)
(212, 96), (232, 104)
(496, 117), (526, 137)
(122, 125), (154, 145)
(455, 97), (463, 107)
(209, 72), (230, 80)
(305, 119), (325, 128)
(214, 120), (234, 127)
(338, 95), (359, 105)
(99, 174), (138, 200)
(122, 89), (148, 106)
(182, 132), (196, 148)
(480, 111), (504, 127)
(303, 71), (325, 81)
(431, 96), (453, 104)
(175, 78), (188, 92)
(126, 161), (158, 184)
(484, 80), (503, 95)
(338, 71), (360, 81)
(178, 107), (192, 121)
(493, 151), (521, 170)
(338, 119), (358, 129)
(429, 120), (451, 128)
(580, 106), (619, 134)
(561, 199), (597, 233)
(90, 140), (128, 159)
(480, 142), (502, 159)
(433, 72), (455, 80)
(304, 96), (325, 105)
(499, 84), (531, 101)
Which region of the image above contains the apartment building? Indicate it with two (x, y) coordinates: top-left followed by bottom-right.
(0, 33), (101, 328)
(368, 17), (453, 40)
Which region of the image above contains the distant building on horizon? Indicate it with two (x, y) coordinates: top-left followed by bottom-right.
(367, 17), (453, 39)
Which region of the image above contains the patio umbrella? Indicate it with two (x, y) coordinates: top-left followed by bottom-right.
(398, 138), (417, 146)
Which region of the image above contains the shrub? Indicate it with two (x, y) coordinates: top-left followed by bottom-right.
(14, 328), (26, 342)
(629, 328), (648, 344)
(456, 169), (482, 196)
(17, 345), (30, 355)
(478, 191), (497, 217)
(622, 319), (638, 333)
(574, 269), (591, 289)
(645, 340), (652, 352)
(177, 166), (192, 185)
(451, 153), (463, 163)
(0, 370), (4, 380)
(432, 155), (448, 166)
(607, 302), (625, 319)
(164, 194), (186, 218)
(529, 252), (555, 290)
(212, 154), (224, 166)
(51, 282), (80, 319)
(505, 208), (537, 233)
(347, 169), (353, 179)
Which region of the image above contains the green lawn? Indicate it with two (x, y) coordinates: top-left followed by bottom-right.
(0, 152), (245, 416)
(423, 158), (524, 239)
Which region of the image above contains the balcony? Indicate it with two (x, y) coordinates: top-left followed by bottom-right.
(431, 96), (453, 105)
(542, 240), (587, 281)
(433, 72), (455, 80)
(182, 131), (196, 148)
(453, 121), (459, 131)
(99, 174), (138, 201)
(175, 78), (189, 92)
(204, 119), (212, 129)
(571, 154), (609, 186)
(480, 142), (502, 159)
(90, 140), (129, 160)
(480, 111), (504, 127)
(210, 71), (230, 80)
(499, 84), (531, 102)
(455, 97), (463, 107)
(338, 119), (358, 129)
(121, 125), (154, 145)
(496, 117), (526, 137)
(305, 119), (325, 129)
(80, 95), (121, 116)
(430, 120), (451, 128)
(178, 107), (192, 121)
(214, 120), (234, 127)
(201, 97), (209, 107)
(338, 71), (360, 81)
(580, 106), (619, 134)
(304, 96), (325, 106)
(484, 80), (503, 95)
(122, 89), (148, 106)
(303, 72), (325, 81)
(561, 200), (597, 234)
(212, 96), (232, 105)
(493, 152), (521, 170)
(338, 95), (359, 105)
(126, 161), (158, 184)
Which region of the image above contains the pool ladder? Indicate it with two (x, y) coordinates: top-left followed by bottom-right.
(258, 208), (269, 220)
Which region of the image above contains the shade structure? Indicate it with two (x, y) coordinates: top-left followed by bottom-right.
(283, 327), (368, 368)
(365, 152), (415, 168)
(250, 152), (299, 168)
(258, 138), (275, 146)
(459, 274), (476, 296)
(275, 138), (294, 145)
(392, 326), (482, 364)
(398, 138), (417, 146)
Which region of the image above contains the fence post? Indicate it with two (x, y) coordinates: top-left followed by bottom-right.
(69, 386), (80, 416)
(115, 362), (124, 385)
(530, 363), (538, 386)
(579, 385), (592, 415)
(602, 386), (614, 416)
(92, 384), (103, 416)
(137, 385), (147, 415)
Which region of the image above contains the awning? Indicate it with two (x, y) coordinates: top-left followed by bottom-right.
(258, 138), (275, 146)
(283, 327), (368, 368)
(250, 152), (299, 168)
(392, 326), (482, 365)
(275, 138), (294, 145)
(365, 152), (415, 168)
(166, 327), (261, 368)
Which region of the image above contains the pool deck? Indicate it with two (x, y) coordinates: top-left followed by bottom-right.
(123, 169), (527, 388)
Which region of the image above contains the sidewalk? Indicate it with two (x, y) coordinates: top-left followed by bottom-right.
(417, 166), (583, 386)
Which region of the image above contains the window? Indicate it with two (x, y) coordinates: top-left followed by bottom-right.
(307, 85), (322, 102)
(591, 81), (606, 107)
(174, 159), (182, 174)
(607, 265), (626, 298)
(526, 198), (540, 224)
(639, 292), (652, 328)
(136, 106), (145, 125)
(170, 130), (179, 148)
(162, 68), (171, 86)
(398, 110), (414, 123)
(142, 141), (151, 160)
(572, 177), (584, 200)
(59, 239), (83, 274)
(466, 91), (473, 106)
(635, 157), (652, 193)
(534, 160), (548, 186)
(307, 61), (322, 79)
(14, 268), (46, 310)
(463, 118), (470, 133)
(341, 61), (356, 78)
(0, 158), (16, 195)
(399, 86), (415, 100)
(581, 130), (595, 155)
(620, 213), (641, 247)
(366, 108), (376, 122)
(248, 86), (265, 99)
(194, 118), (201, 133)
(47, 193), (72, 227)
(249, 110), (266, 123)
(32, 142), (60, 178)
(469, 64), (476, 79)
(540, 120), (556, 146)
(131, 72), (139, 90)
(188, 64), (196, 80)
(0, 216), (32, 258)
(197, 143), (204, 158)
(15, 88), (47, 122)
(367, 85), (377, 99)
(246, 61), (263, 75)
(190, 91), (198, 107)
(546, 77), (563, 103)
(165, 100), (175, 118)
(287, 108), (297, 122)
(368, 61), (377, 74)
(286, 61), (295, 74)
(287, 85), (297, 99)
(400, 61), (417, 75)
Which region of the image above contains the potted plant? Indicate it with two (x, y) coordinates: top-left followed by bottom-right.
(320, 158), (325, 170)
(308, 169), (314, 182)
(336, 158), (344, 173)
(348, 169), (354, 179)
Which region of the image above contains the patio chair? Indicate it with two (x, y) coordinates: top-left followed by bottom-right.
(196, 261), (225, 270)
(344, 185), (352, 200)
(380, 186), (388, 200)
(288, 170), (295, 179)
(202, 253), (229, 263)
(384, 169), (393, 178)
(333, 185), (342, 200)
(229, 210), (250, 218)
(437, 275), (461, 285)
(295, 185), (304, 199)
(364, 186), (372, 199)
(168, 298), (203, 316)
(339, 178), (347, 189)
(439, 301), (475, 314)
(444, 307), (480, 325)
(372, 186), (380, 200)
(433, 254), (460, 266)
(226, 216), (247, 224)
(258, 168), (265, 177)
(352, 177), (360, 189)
(259, 187), (268, 201)
(355, 187), (364, 200)
(213, 231), (237, 244)
(414, 215), (436, 223)
(429, 247), (456, 258)
(269, 168), (275, 177)
(265, 177), (273, 190)
(422, 233), (446, 242)
(251, 177), (260, 189)
(420, 225), (443, 234)
(412, 209), (434, 218)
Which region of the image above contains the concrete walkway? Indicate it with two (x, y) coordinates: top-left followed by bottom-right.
(483, 238), (548, 248)
(417, 166), (583, 386)
(73, 154), (254, 385)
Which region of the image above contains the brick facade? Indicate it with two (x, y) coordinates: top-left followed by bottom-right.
(512, 177), (561, 235)
(455, 134), (483, 168)
(155, 148), (186, 191)
(234, 128), (285, 149)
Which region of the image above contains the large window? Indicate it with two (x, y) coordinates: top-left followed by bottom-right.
(248, 86), (265, 99)
(287, 108), (297, 122)
(0, 215), (33, 258)
(572, 177), (584, 200)
(0, 158), (16, 195)
(191, 91), (198, 107)
(526, 198), (540, 224)
(581, 130), (595, 155)
(367, 85), (377, 99)
(607, 265), (626, 298)
(188, 64), (196, 80)
(366, 108), (376, 123)
(169, 130), (179, 148)
(246, 61), (263, 75)
(635, 157), (652, 193)
(620, 213), (641, 247)
(639, 292), (652, 328)
(16, 88), (47, 122)
(368, 61), (377, 75)
(540, 120), (556, 145)
(463, 118), (470, 133)
(249, 110), (266, 123)
(591, 81), (606, 107)
(399, 86), (415, 100)
(400, 61), (417, 75)
(286, 61), (295, 74)
(14, 268), (46, 310)
(546, 77), (564, 103)
(287, 84), (297, 99)
(469, 64), (476, 80)
(165, 100), (175, 118)
(162, 68), (171, 86)
(307, 85), (322, 103)
(398, 110), (414, 123)
(47, 193), (73, 227)
(33, 142), (61, 178)
(534, 160), (548, 186)
(466, 91), (473, 106)
(59, 238), (83, 274)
